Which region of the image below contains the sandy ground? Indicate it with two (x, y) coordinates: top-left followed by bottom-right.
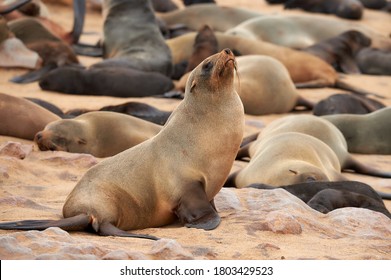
(0, 0), (390, 260)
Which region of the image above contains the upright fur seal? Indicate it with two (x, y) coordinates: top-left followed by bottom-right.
(35, 112), (162, 157)
(249, 181), (391, 218)
(323, 107), (391, 155)
(97, 0), (172, 77)
(0, 49), (244, 238)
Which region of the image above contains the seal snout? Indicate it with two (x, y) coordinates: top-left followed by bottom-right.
(223, 48), (232, 55)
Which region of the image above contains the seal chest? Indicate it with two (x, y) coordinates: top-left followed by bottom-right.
(63, 48), (244, 232)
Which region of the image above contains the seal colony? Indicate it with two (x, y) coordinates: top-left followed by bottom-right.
(0, 49), (245, 239)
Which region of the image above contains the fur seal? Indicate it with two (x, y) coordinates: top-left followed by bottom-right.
(39, 66), (174, 97)
(283, 0), (364, 20)
(313, 93), (385, 116)
(35, 111), (162, 157)
(303, 30), (371, 74)
(244, 114), (391, 177)
(97, 0), (172, 77)
(0, 93), (60, 140)
(225, 132), (344, 188)
(7, 0), (85, 83)
(224, 14), (391, 51)
(168, 32), (380, 97)
(0, 49), (244, 238)
(355, 47), (391, 75)
(322, 107), (391, 155)
(249, 181), (391, 218)
(157, 4), (262, 32)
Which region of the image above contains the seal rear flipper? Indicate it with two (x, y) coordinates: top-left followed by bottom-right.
(10, 64), (57, 84)
(343, 157), (391, 178)
(0, 0), (31, 14)
(98, 222), (159, 240)
(0, 214), (91, 231)
(174, 183), (221, 230)
(334, 78), (385, 99)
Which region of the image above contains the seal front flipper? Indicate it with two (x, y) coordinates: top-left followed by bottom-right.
(174, 183), (221, 230)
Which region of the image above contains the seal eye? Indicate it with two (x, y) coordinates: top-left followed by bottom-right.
(202, 61), (213, 72)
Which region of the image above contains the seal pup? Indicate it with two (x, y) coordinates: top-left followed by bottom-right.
(96, 0), (172, 77)
(240, 114), (391, 177)
(355, 47), (391, 75)
(283, 0), (364, 20)
(0, 93), (60, 140)
(39, 66), (174, 97)
(183, 0), (216, 5)
(248, 181), (391, 218)
(313, 93), (385, 116)
(0, 49), (244, 238)
(151, 0), (178, 12)
(35, 112), (162, 157)
(303, 30), (371, 74)
(323, 107), (391, 155)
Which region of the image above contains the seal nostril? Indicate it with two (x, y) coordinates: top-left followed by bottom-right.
(35, 132), (42, 141)
(224, 48), (231, 54)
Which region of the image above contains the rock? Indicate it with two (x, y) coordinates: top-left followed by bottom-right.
(0, 142), (33, 159)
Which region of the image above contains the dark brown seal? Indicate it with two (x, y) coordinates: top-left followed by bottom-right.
(313, 93), (385, 116)
(283, 0), (364, 20)
(248, 181), (391, 218)
(97, 0), (172, 77)
(0, 49), (244, 239)
(355, 47), (391, 75)
(39, 66), (174, 97)
(303, 30), (371, 74)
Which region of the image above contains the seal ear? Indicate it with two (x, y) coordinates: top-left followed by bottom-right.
(78, 138), (87, 145)
(190, 79), (196, 91)
(174, 182), (221, 230)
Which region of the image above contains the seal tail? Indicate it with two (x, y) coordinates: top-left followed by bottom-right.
(343, 157), (391, 178)
(335, 78), (385, 99)
(0, 0), (31, 15)
(0, 214), (159, 240)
